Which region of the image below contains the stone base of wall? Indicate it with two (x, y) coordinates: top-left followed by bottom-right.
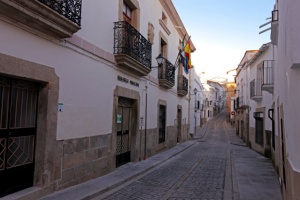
(249, 127), (264, 155)
(282, 159), (300, 200)
(139, 124), (189, 160)
(58, 134), (113, 190)
(181, 124), (190, 142)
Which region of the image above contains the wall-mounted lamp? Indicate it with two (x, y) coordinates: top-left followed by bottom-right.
(191, 87), (201, 95)
(152, 54), (165, 69)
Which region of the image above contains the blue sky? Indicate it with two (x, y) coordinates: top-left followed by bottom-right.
(172, 0), (275, 79)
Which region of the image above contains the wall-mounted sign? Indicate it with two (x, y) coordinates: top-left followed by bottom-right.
(117, 75), (129, 83)
(140, 117), (144, 127)
(117, 75), (139, 87)
(117, 114), (122, 123)
(58, 103), (63, 112)
(130, 80), (139, 87)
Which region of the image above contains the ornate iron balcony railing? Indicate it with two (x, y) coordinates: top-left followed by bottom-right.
(114, 21), (152, 69)
(158, 58), (175, 87)
(177, 75), (188, 96)
(38, 0), (82, 26)
(250, 79), (262, 97)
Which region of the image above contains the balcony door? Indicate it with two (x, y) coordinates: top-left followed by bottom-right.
(0, 77), (38, 197)
(123, 2), (132, 25)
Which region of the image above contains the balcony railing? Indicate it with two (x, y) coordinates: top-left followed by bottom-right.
(177, 75), (188, 97)
(114, 21), (152, 76)
(158, 58), (175, 89)
(239, 96), (244, 107)
(38, 0), (82, 26)
(262, 60), (274, 85)
(0, 0), (82, 38)
(250, 79), (262, 101)
(262, 60), (274, 93)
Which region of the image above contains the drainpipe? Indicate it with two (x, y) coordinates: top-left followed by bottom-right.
(144, 81), (148, 160)
(268, 108), (274, 148)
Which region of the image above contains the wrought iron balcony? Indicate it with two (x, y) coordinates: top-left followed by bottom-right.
(177, 75), (188, 97)
(250, 79), (262, 101)
(114, 21), (152, 76)
(234, 96), (246, 110)
(262, 60), (274, 93)
(0, 0), (82, 38)
(158, 58), (175, 89)
(38, 0), (82, 26)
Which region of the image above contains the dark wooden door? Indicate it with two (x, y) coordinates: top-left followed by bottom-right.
(0, 77), (38, 197)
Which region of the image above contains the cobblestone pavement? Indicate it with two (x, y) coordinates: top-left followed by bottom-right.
(93, 112), (281, 200)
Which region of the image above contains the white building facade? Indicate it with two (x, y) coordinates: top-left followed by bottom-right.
(271, 0), (300, 199)
(247, 43), (274, 156)
(0, 0), (195, 198)
(234, 0), (300, 198)
(189, 69), (205, 136)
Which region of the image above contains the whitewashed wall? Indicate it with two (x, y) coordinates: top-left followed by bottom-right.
(248, 46), (274, 131)
(0, 0), (192, 141)
(276, 0), (300, 171)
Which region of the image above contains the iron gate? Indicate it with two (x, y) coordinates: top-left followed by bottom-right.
(0, 76), (38, 197)
(116, 97), (133, 167)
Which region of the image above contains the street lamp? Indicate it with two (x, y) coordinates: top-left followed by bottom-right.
(155, 54), (164, 66)
(193, 88), (198, 95)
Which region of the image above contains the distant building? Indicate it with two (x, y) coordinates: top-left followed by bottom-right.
(234, 50), (256, 143)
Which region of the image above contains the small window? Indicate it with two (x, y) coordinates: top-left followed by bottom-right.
(160, 38), (167, 57)
(162, 12), (167, 24)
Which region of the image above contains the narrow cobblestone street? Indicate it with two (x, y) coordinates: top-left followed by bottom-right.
(92, 113), (281, 200)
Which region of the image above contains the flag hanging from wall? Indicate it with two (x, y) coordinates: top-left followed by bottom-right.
(175, 35), (192, 74)
(185, 40), (192, 69)
(181, 38), (189, 74)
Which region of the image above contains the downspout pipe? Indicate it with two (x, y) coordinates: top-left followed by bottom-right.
(144, 81), (148, 160)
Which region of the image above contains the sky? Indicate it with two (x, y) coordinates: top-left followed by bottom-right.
(172, 0), (275, 80)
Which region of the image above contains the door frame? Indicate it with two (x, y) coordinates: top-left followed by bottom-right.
(112, 86), (139, 169)
(0, 53), (60, 190)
